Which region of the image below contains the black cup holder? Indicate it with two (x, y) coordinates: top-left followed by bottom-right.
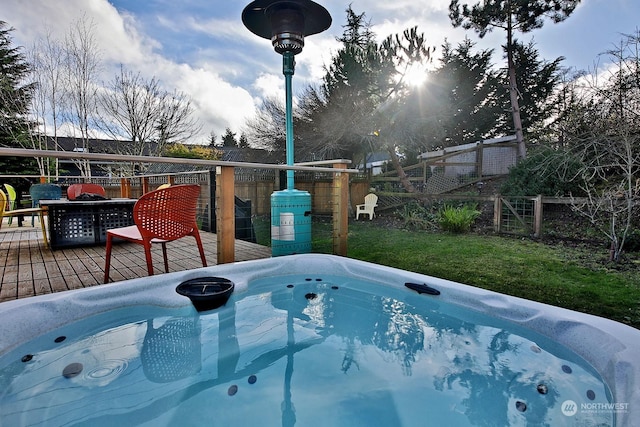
(176, 277), (234, 312)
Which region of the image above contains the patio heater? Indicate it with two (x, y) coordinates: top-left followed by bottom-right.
(242, 0), (331, 256)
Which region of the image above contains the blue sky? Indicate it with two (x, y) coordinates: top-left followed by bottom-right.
(4, 0), (640, 144)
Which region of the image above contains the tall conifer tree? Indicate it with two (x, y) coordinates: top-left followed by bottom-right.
(449, 0), (581, 157)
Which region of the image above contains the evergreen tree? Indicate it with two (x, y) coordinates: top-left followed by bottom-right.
(296, 6), (434, 189)
(238, 133), (249, 149)
(503, 40), (563, 141)
(0, 21), (34, 145)
(449, 0), (581, 157)
(401, 38), (504, 149)
(208, 131), (218, 147)
(296, 6), (380, 161)
(221, 127), (238, 147)
(0, 21), (37, 177)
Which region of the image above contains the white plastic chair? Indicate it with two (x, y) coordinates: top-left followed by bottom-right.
(356, 193), (378, 220)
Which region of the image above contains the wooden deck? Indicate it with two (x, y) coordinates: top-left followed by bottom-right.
(0, 219), (272, 302)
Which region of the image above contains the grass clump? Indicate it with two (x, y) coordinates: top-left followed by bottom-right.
(438, 204), (481, 233)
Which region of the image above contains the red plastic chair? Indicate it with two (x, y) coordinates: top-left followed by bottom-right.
(67, 183), (107, 200)
(104, 184), (207, 283)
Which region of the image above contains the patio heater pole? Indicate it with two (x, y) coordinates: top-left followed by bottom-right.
(283, 51), (295, 190)
(242, 0), (331, 256)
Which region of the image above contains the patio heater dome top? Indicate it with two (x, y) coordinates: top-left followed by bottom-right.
(242, 0), (332, 55)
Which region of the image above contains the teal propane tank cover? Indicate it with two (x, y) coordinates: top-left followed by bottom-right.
(271, 189), (312, 256)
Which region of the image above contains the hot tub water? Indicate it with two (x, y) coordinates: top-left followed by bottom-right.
(0, 273), (616, 426)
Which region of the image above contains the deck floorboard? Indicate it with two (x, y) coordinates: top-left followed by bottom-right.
(0, 220), (271, 302)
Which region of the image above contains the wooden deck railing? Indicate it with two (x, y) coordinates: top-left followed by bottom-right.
(0, 148), (359, 262)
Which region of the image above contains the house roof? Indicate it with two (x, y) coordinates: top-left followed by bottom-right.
(46, 136), (156, 155)
(219, 146), (283, 164)
(144, 146), (283, 174)
(366, 152), (391, 164)
(417, 135), (517, 160)
(42, 136), (283, 175)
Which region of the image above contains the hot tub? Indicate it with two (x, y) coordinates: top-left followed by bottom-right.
(0, 254), (637, 426)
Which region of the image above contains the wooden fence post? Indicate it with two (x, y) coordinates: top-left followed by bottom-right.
(476, 141), (484, 179)
(141, 177), (150, 194)
(333, 162), (349, 256)
(216, 166), (235, 264)
(533, 194), (543, 238)
(423, 161), (428, 185)
(120, 178), (131, 198)
(493, 195), (502, 233)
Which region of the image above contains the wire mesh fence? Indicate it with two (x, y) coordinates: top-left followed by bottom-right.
(80, 171), (587, 246)
(373, 136), (518, 195)
(372, 192), (600, 244)
(494, 196), (541, 237)
(5, 144), (610, 258)
(48, 162), (363, 259)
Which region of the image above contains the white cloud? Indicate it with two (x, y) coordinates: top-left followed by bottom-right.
(252, 73), (284, 101)
(297, 36), (341, 83)
(5, 0), (153, 72)
(5, 0), (640, 148)
(175, 15), (253, 42)
(4, 0), (256, 143)
(171, 65), (256, 143)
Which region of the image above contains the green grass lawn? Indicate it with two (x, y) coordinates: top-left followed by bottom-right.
(254, 217), (640, 329)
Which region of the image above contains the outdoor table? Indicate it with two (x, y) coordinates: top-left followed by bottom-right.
(40, 198), (136, 249)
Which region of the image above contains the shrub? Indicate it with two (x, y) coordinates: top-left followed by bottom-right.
(438, 204), (481, 233)
(500, 146), (584, 197)
(398, 201), (438, 230)
(625, 229), (640, 253)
